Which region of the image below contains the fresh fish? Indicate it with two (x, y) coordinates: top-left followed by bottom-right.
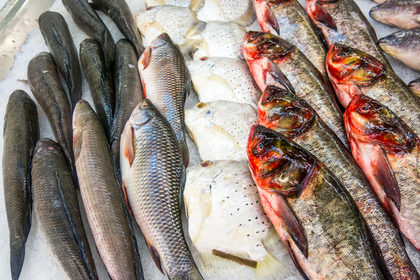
(138, 33), (190, 166)
(62, 0), (115, 68)
(195, 0), (255, 26)
(27, 52), (75, 180)
(80, 38), (115, 139)
(409, 78), (420, 97)
(111, 39), (142, 172)
(370, 0), (420, 30)
(379, 28), (420, 72)
(259, 85), (420, 279)
(91, 0), (144, 56)
(3, 90), (39, 280)
(73, 100), (142, 280)
(242, 31), (348, 147)
(326, 43), (420, 136)
(32, 139), (97, 280)
(185, 101), (257, 161)
(145, 0), (192, 8)
(39, 11), (82, 109)
(247, 125), (384, 280)
(344, 94), (420, 250)
(254, 0), (326, 75)
(187, 57), (261, 109)
(120, 99), (203, 280)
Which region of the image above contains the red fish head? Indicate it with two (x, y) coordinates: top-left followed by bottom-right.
(247, 125), (317, 196)
(258, 86), (316, 138)
(242, 31), (293, 62)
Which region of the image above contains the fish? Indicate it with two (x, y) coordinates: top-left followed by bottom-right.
(145, 0), (192, 8)
(242, 31), (348, 147)
(27, 52), (76, 181)
(379, 28), (420, 72)
(39, 11), (82, 109)
(62, 0), (115, 69)
(120, 99), (203, 280)
(247, 124), (384, 280)
(409, 78), (420, 97)
(254, 0), (326, 75)
(111, 39), (143, 173)
(80, 38), (115, 139)
(3, 90), (39, 280)
(326, 43), (420, 136)
(194, 0), (255, 26)
(138, 33), (190, 166)
(31, 139), (98, 280)
(187, 57), (261, 109)
(370, 0), (420, 30)
(259, 85), (420, 279)
(73, 100), (142, 280)
(344, 94), (420, 251)
(185, 101), (257, 161)
(372, 0), (387, 3)
(91, 0), (144, 56)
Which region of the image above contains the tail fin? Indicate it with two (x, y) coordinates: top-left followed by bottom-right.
(10, 241), (25, 280)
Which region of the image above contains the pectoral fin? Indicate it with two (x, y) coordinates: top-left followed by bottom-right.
(262, 58), (295, 93)
(284, 240), (310, 280)
(145, 238), (164, 274)
(256, 2), (279, 35)
(122, 122), (135, 167)
(307, 0), (337, 30)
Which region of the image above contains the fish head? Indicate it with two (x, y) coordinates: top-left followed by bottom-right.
(129, 99), (157, 131)
(247, 125), (317, 196)
(369, 1), (420, 29)
(138, 33), (173, 72)
(258, 86), (315, 137)
(379, 29), (420, 62)
(73, 100), (95, 137)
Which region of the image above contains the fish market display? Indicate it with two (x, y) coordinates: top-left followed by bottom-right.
(242, 32), (348, 147)
(258, 85), (419, 279)
(326, 43), (420, 136)
(187, 57), (261, 109)
(185, 101), (257, 161)
(73, 101), (142, 280)
(254, 0), (326, 75)
(370, 0), (420, 30)
(409, 78), (420, 97)
(344, 94), (420, 250)
(39, 11), (82, 109)
(195, 0), (255, 26)
(138, 33), (190, 166)
(3, 91), (39, 280)
(379, 28), (420, 72)
(120, 100), (203, 280)
(145, 0), (191, 7)
(31, 139), (98, 280)
(248, 125), (384, 280)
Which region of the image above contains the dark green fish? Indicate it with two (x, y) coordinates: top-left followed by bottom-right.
(370, 0), (420, 30)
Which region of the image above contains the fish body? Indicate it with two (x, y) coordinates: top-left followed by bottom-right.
(145, 0), (191, 8)
(120, 99), (203, 280)
(138, 33), (190, 166)
(409, 78), (420, 97)
(370, 0), (420, 30)
(32, 139), (97, 280)
(3, 90), (39, 280)
(344, 94), (420, 251)
(195, 0), (255, 26)
(39, 11), (82, 109)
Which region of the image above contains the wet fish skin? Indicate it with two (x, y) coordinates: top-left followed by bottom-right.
(247, 125), (384, 280)
(3, 90), (39, 280)
(120, 99), (203, 280)
(259, 85), (420, 280)
(370, 0), (420, 30)
(138, 33), (190, 167)
(80, 38), (115, 139)
(39, 11), (82, 109)
(409, 78), (420, 97)
(344, 94), (420, 250)
(32, 139), (98, 280)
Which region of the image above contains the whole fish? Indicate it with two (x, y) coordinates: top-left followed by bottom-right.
(259, 85), (420, 279)
(138, 33), (190, 166)
(110, 39), (142, 172)
(73, 100), (142, 280)
(194, 0), (255, 26)
(242, 31), (348, 147)
(62, 0), (115, 68)
(344, 94), (420, 250)
(379, 28), (420, 72)
(326, 43), (420, 136)
(254, 0), (326, 75)
(370, 0), (420, 30)
(39, 11), (82, 109)
(91, 0), (144, 56)
(247, 125), (384, 280)
(3, 90), (39, 280)
(80, 38), (114, 139)
(27, 52), (76, 181)
(32, 139), (97, 280)
(120, 99), (203, 280)
(409, 78), (420, 97)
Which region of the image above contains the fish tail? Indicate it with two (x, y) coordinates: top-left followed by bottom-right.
(10, 240), (26, 280)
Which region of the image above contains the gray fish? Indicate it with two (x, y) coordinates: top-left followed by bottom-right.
(39, 11), (82, 109)
(409, 78), (420, 97)
(120, 99), (203, 280)
(370, 0), (420, 30)
(3, 90), (39, 280)
(32, 139), (97, 280)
